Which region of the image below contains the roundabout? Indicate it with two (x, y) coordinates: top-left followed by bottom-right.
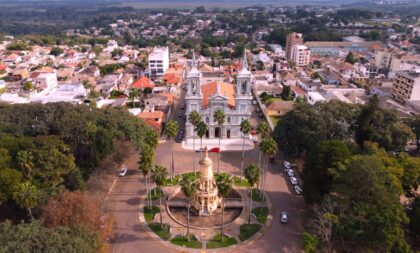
(138, 149), (274, 251)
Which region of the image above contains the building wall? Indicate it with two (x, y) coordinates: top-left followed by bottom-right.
(285, 33), (303, 60)
(148, 47), (169, 77)
(392, 72), (420, 103)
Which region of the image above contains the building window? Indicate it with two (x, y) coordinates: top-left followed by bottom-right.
(227, 117), (231, 123)
(206, 117), (210, 123)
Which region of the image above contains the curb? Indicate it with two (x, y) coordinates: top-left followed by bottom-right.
(138, 186), (274, 253)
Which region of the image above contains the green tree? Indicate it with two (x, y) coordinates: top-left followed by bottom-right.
(240, 119), (251, 181)
(244, 164), (260, 224)
(213, 109), (226, 173)
(281, 85), (292, 101)
(164, 120), (179, 177)
(302, 140), (352, 204)
(0, 168), (22, 203)
(151, 165), (168, 228)
(409, 115), (420, 151)
(180, 173), (197, 241)
(259, 138), (277, 202)
(129, 88), (140, 108)
(23, 81), (33, 91)
(257, 122), (271, 169)
(139, 144), (154, 208)
(216, 173), (233, 242)
(16, 150), (34, 179)
(50, 47), (64, 56)
(13, 181), (39, 219)
(301, 232), (321, 253)
(189, 111), (202, 173)
(408, 196), (420, 237)
(196, 121), (208, 159)
(345, 52), (357, 64)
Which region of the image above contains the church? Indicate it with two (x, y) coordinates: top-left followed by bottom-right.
(184, 53), (252, 143)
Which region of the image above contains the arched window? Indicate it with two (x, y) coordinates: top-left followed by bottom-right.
(206, 117), (210, 123)
(241, 81), (247, 94)
(227, 117), (231, 123)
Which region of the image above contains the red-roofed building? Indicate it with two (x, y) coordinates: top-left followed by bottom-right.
(137, 110), (164, 130)
(131, 76), (154, 90)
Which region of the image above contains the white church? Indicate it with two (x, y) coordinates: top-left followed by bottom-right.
(184, 53), (252, 144)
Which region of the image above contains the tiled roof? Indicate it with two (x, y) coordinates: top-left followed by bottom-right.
(201, 81), (235, 109)
(131, 76), (154, 89)
(163, 73), (181, 85)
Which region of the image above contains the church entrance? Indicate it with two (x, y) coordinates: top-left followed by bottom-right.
(205, 130), (209, 139)
(227, 129), (231, 139)
(215, 127), (220, 138)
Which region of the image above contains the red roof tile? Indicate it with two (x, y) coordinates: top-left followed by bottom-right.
(131, 76), (154, 89)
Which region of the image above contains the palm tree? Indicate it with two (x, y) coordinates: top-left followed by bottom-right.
(13, 181), (39, 219)
(164, 120), (179, 178)
(138, 144), (154, 208)
(188, 111), (202, 174)
(240, 119), (251, 181)
(180, 174), (197, 241)
(213, 109), (225, 173)
(16, 150), (34, 179)
(151, 165), (168, 228)
(260, 138), (278, 203)
(216, 173), (233, 242)
(257, 122), (271, 168)
(129, 88), (140, 108)
(196, 121), (208, 159)
(244, 164), (260, 224)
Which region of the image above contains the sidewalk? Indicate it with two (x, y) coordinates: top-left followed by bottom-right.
(182, 138), (255, 151)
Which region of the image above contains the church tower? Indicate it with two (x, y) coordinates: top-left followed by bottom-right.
(235, 52), (252, 116)
(187, 51), (202, 97)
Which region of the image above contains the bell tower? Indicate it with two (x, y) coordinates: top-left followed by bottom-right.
(236, 52), (251, 96)
(187, 51), (201, 96)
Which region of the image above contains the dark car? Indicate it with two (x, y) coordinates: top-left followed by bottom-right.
(269, 155), (275, 163)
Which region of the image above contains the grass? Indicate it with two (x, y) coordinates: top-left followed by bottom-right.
(248, 189), (264, 202)
(149, 223), (170, 240)
(163, 175), (180, 186)
(238, 224), (262, 241)
(233, 176), (250, 187)
(270, 116), (281, 126)
(148, 188), (162, 201)
(170, 235), (202, 249)
(252, 207), (268, 224)
(206, 233), (238, 249)
(143, 206), (160, 224)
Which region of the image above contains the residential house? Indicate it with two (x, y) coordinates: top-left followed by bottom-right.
(266, 101), (294, 116)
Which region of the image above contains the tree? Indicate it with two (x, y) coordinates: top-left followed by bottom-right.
(408, 196), (420, 237)
(23, 81), (33, 91)
(244, 164), (260, 224)
(240, 119), (251, 181)
(281, 85), (292, 101)
(180, 173), (197, 241)
(16, 150), (34, 179)
(302, 140), (352, 204)
(151, 165), (168, 228)
(41, 190), (102, 231)
(311, 196), (344, 253)
(213, 109), (226, 173)
(196, 121), (208, 159)
(256, 60), (264, 70)
(216, 173), (233, 242)
(129, 88), (140, 108)
(259, 138), (277, 202)
(409, 115), (420, 151)
(345, 52), (357, 64)
(164, 120), (179, 177)
(50, 47), (64, 56)
(13, 181), (39, 219)
(257, 122), (271, 169)
(301, 232), (321, 253)
(189, 111), (201, 173)
(138, 144), (154, 208)
(333, 155), (409, 251)
(0, 168), (22, 203)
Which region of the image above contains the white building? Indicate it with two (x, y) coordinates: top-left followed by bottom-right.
(185, 53), (252, 142)
(291, 45), (311, 67)
(148, 47), (169, 78)
(306, 91), (326, 105)
(392, 71), (420, 104)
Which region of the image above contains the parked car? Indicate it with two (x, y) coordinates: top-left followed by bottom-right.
(294, 185), (302, 195)
(258, 112), (264, 118)
(269, 156), (275, 163)
(284, 161), (291, 169)
(252, 100), (257, 105)
(280, 212), (288, 224)
(251, 135), (258, 143)
(289, 176), (298, 185)
(195, 147), (206, 152)
(286, 169), (295, 177)
(250, 128), (257, 135)
(119, 165), (128, 176)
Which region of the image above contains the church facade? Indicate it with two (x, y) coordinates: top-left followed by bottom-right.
(185, 54), (252, 142)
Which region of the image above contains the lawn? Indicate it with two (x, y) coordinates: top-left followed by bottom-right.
(270, 116), (281, 126)
(170, 235), (202, 249)
(148, 223), (170, 240)
(252, 207), (268, 224)
(238, 224), (262, 241)
(148, 188), (162, 201)
(206, 233), (238, 249)
(143, 206), (160, 223)
(248, 189), (264, 202)
(233, 176), (250, 187)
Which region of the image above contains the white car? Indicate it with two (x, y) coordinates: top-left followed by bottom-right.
(119, 165), (128, 176)
(286, 169), (295, 177)
(289, 176), (298, 185)
(294, 185), (302, 195)
(251, 135), (258, 143)
(280, 212), (288, 224)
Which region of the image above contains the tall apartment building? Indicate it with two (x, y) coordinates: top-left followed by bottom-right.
(285, 32), (303, 60)
(148, 47), (169, 78)
(391, 71), (420, 103)
(290, 45), (311, 67)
